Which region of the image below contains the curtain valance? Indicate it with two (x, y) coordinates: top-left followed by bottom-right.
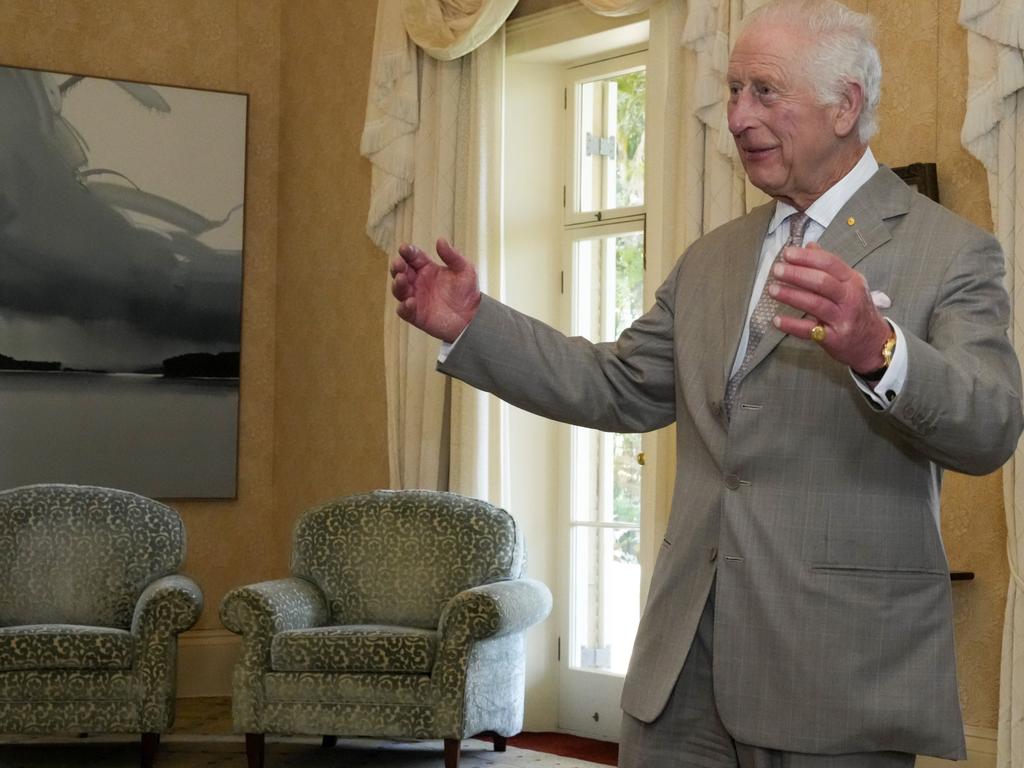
(401, 0), (518, 60)
(402, 0), (657, 61)
(578, 0), (658, 16)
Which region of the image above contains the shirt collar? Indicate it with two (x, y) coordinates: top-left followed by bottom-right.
(768, 147), (879, 235)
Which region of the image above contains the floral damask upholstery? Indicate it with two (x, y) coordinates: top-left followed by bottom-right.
(220, 489), (552, 768)
(0, 483), (203, 768)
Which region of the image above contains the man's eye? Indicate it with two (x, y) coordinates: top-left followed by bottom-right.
(756, 85), (774, 97)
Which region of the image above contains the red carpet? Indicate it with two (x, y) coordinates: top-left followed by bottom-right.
(483, 732), (618, 766)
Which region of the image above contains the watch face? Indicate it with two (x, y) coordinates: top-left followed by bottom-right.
(882, 334), (896, 367)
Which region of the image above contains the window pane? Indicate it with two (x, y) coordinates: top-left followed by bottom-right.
(569, 525), (641, 675)
(571, 231), (644, 344)
(612, 69), (645, 209)
(573, 67), (645, 216)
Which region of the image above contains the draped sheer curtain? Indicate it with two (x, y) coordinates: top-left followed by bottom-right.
(959, 4), (1024, 766)
(361, 0), (761, 507)
(361, 0), (513, 493)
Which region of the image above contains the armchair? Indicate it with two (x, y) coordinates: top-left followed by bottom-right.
(0, 483), (203, 768)
(220, 489), (552, 768)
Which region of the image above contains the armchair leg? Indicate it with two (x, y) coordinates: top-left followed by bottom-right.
(245, 733), (265, 768)
(322, 735), (337, 748)
(140, 732), (159, 768)
(444, 737), (461, 768)
(493, 733), (507, 752)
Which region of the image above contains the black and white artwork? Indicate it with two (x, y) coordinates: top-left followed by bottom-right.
(0, 64), (247, 498)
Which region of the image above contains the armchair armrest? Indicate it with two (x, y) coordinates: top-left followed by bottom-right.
(438, 578), (552, 643)
(131, 574), (204, 638)
(219, 577), (329, 669)
(130, 574), (203, 732)
(432, 579), (552, 734)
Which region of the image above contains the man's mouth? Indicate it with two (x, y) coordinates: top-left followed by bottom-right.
(740, 145), (777, 159)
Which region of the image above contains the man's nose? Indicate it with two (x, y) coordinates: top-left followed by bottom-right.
(728, 90), (756, 136)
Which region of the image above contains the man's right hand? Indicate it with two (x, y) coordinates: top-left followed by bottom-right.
(391, 238), (481, 343)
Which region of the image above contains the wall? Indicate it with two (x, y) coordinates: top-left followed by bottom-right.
(275, 2), (389, 545)
(0, 0), (1009, 738)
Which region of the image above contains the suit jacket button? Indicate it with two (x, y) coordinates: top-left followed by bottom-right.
(710, 401), (722, 416)
(724, 474), (740, 490)
(708, 546), (718, 562)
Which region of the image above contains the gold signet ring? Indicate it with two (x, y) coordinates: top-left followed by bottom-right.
(810, 324), (827, 343)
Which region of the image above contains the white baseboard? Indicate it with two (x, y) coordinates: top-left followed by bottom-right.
(916, 726), (997, 768)
(176, 629), (240, 697)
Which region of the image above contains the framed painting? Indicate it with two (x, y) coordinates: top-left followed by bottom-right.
(0, 64), (247, 498)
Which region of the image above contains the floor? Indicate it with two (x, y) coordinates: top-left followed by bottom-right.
(0, 698), (619, 768)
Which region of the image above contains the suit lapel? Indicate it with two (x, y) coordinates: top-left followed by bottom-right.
(735, 166), (910, 382)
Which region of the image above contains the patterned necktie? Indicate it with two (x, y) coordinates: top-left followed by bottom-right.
(724, 212), (811, 418)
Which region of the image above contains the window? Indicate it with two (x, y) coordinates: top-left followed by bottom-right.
(504, 9), (651, 736)
(563, 53), (646, 675)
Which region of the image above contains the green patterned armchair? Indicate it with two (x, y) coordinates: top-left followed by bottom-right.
(220, 489), (552, 768)
(0, 483), (203, 768)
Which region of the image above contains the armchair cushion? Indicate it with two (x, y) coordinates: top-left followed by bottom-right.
(292, 490), (525, 629)
(271, 625), (438, 674)
(0, 625), (134, 671)
(0, 484), (186, 629)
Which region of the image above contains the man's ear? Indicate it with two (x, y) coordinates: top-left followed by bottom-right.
(834, 80), (864, 139)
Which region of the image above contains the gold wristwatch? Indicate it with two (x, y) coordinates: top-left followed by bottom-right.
(861, 329), (897, 382)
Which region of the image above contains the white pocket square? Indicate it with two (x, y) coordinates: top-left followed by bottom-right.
(871, 290), (892, 309)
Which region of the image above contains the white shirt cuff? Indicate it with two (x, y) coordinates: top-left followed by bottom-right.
(437, 328), (468, 363)
(851, 321), (907, 410)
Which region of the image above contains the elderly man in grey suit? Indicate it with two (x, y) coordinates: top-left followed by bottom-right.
(390, 1), (1023, 765)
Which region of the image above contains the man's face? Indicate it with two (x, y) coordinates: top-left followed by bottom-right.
(726, 22), (857, 210)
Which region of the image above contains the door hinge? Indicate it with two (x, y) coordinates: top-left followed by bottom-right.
(557, 636), (561, 661)
(560, 270), (564, 295)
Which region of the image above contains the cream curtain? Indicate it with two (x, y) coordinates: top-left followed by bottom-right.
(362, 0), (512, 490)
(959, 2), (1024, 767)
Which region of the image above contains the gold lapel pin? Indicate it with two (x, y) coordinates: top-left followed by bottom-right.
(847, 216), (856, 226)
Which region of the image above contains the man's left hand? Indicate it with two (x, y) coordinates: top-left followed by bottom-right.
(768, 242), (890, 375)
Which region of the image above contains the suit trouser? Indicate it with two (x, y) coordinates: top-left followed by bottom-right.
(618, 586), (916, 768)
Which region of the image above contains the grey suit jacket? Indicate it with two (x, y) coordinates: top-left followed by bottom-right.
(439, 167), (1023, 759)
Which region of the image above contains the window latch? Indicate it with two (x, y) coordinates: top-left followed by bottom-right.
(585, 132), (617, 159)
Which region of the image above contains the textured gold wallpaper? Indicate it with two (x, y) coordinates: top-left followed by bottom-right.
(0, 0), (1009, 731)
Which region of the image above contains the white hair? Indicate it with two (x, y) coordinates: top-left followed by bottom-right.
(740, 0), (882, 142)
